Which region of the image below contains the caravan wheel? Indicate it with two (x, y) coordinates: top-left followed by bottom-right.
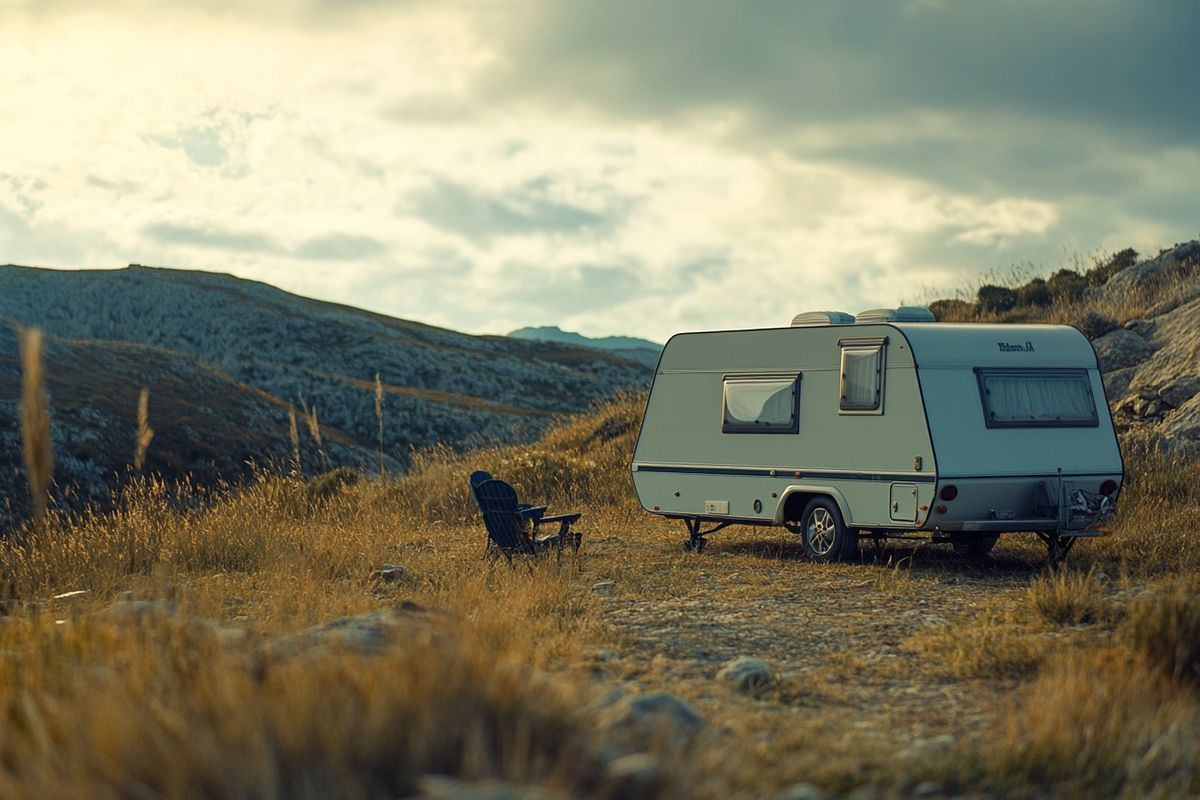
(801, 498), (856, 563)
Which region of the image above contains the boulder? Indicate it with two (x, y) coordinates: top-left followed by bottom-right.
(1092, 329), (1153, 372)
(264, 603), (431, 661)
(599, 691), (705, 753)
(1102, 366), (1136, 400)
(774, 782), (829, 800)
(716, 656), (774, 693)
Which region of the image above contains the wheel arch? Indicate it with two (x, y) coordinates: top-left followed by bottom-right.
(776, 485), (853, 527)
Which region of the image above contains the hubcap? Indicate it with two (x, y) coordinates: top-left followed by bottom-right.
(806, 507), (837, 555)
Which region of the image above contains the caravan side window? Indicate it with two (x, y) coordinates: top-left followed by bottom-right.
(839, 344), (884, 413)
(976, 368), (1098, 428)
(722, 375), (800, 433)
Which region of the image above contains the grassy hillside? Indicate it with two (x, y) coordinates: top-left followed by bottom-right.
(2, 390), (1199, 798)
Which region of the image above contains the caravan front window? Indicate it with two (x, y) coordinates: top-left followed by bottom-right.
(722, 376), (800, 433)
(976, 368), (1098, 428)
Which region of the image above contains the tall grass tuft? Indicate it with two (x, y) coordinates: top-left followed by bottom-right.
(134, 387), (154, 473)
(288, 407), (301, 478)
(299, 395), (327, 473)
(18, 327), (53, 525)
(1122, 577), (1200, 685)
(374, 371), (385, 477)
(1028, 567), (1109, 625)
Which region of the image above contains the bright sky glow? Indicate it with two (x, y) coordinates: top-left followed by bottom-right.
(2, 0), (1197, 341)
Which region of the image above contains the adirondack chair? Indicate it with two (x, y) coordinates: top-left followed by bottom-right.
(469, 470), (545, 521)
(473, 478), (582, 561)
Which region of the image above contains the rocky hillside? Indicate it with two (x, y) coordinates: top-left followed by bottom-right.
(1087, 241), (1200, 450)
(0, 265), (649, 524)
(508, 325), (662, 368)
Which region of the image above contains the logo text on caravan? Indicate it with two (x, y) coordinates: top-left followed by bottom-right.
(997, 341), (1035, 352)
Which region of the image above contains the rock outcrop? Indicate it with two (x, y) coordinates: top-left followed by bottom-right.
(1086, 241), (1200, 455)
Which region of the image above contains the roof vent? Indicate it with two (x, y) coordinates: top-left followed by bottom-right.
(854, 306), (936, 324)
(791, 310), (855, 326)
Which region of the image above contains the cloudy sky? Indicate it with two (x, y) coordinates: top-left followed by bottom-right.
(2, 0), (1197, 342)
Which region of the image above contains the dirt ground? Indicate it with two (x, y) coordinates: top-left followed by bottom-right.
(577, 522), (1095, 796)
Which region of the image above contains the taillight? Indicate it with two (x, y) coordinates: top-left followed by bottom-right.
(1100, 480), (1118, 496)
(940, 485), (958, 501)
(935, 505), (948, 514)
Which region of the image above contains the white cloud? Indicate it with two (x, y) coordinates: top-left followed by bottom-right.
(0, 1), (1195, 345)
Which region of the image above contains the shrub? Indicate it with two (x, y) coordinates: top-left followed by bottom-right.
(1028, 568), (1108, 625)
(1047, 269), (1088, 303)
(928, 298), (973, 321)
(1087, 247), (1139, 286)
(1015, 277), (1053, 308)
(1123, 577), (1200, 684)
(1070, 311), (1119, 340)
(977, 285), (1017, 314)
(991, 649), (1200, 797)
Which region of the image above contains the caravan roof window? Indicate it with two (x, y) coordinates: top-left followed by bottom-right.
(722, 375), (800, 434)
(976, 368), (1098, 428)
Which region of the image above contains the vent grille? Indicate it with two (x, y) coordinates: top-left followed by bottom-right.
(791, 311), (855, 326)
(854, 306), (936, 324)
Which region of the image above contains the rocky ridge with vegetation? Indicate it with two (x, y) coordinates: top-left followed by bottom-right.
(0, 264), (648, 524)
(929, 239), (1200, 455)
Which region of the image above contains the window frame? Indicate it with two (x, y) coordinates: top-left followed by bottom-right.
(974, 367), (1099, 429)
(837, 338), (887, 415)
(721, 373), (801, 434)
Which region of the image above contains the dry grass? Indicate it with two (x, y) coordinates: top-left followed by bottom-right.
(1122, 576), (1200, 685)
(1028, 566), (1112, 625)
(985, 649), (1200, 798)
(18, 327), (53, 524)
(4, 386), (1200, 798)
(135, 386), (154, 472)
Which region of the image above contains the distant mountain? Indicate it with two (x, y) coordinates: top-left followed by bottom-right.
(508, 326), (662, 368)
(0, 265), (650, 525)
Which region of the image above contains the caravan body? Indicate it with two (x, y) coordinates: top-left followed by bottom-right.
(631, 309), (1123, 560)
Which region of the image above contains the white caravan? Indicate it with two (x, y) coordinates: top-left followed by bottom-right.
(631, 307), (1123, 563)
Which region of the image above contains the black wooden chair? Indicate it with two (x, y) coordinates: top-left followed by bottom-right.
(469, 470), (545, 521)
(473, 478), (582, 562)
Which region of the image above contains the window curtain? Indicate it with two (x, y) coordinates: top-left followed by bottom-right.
(984, 374), (1094, 423)
(841, 349), (880, 409)
(725, 380), (795, 426)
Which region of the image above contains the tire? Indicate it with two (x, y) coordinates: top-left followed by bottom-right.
(800, 498), (857, 563)
(951, 533), (999, 559)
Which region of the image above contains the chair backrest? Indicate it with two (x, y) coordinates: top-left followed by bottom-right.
(468, 471), (494, 509)
(475, 479), (535, 554)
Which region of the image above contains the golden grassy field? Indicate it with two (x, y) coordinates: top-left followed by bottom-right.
(3, 255), (1200, 799)
(2, 387), (1199, 799)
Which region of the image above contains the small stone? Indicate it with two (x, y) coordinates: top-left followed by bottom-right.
(1093, 571), (1110, 584)
(592, 581), (616, 595)
(914, 781), (940, 797)
(845, 787), (880, 800)
(370, 564), (410, 583)
(600, 753), (661, 800)
(594, 650), (619, 662)
(717, 656), (773, 692)
(774, 781), (829, 800)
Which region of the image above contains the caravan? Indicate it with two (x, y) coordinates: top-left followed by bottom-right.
(631, 307), (1123, 563)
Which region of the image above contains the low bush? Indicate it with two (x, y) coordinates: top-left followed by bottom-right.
(1069, 311), (1119, 340)
(1028, 568), (1110, 625)
(1122, 577), (1200, 685)
(989, 649), (1200, 797)
(1016, 277), (1053, 307)
(1047, 269), (1088, 303)
(977, 285), (1017, 314)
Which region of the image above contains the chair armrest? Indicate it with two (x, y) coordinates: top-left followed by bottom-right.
(519, 506), (548, 520)
(534, 513), (581, 525)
